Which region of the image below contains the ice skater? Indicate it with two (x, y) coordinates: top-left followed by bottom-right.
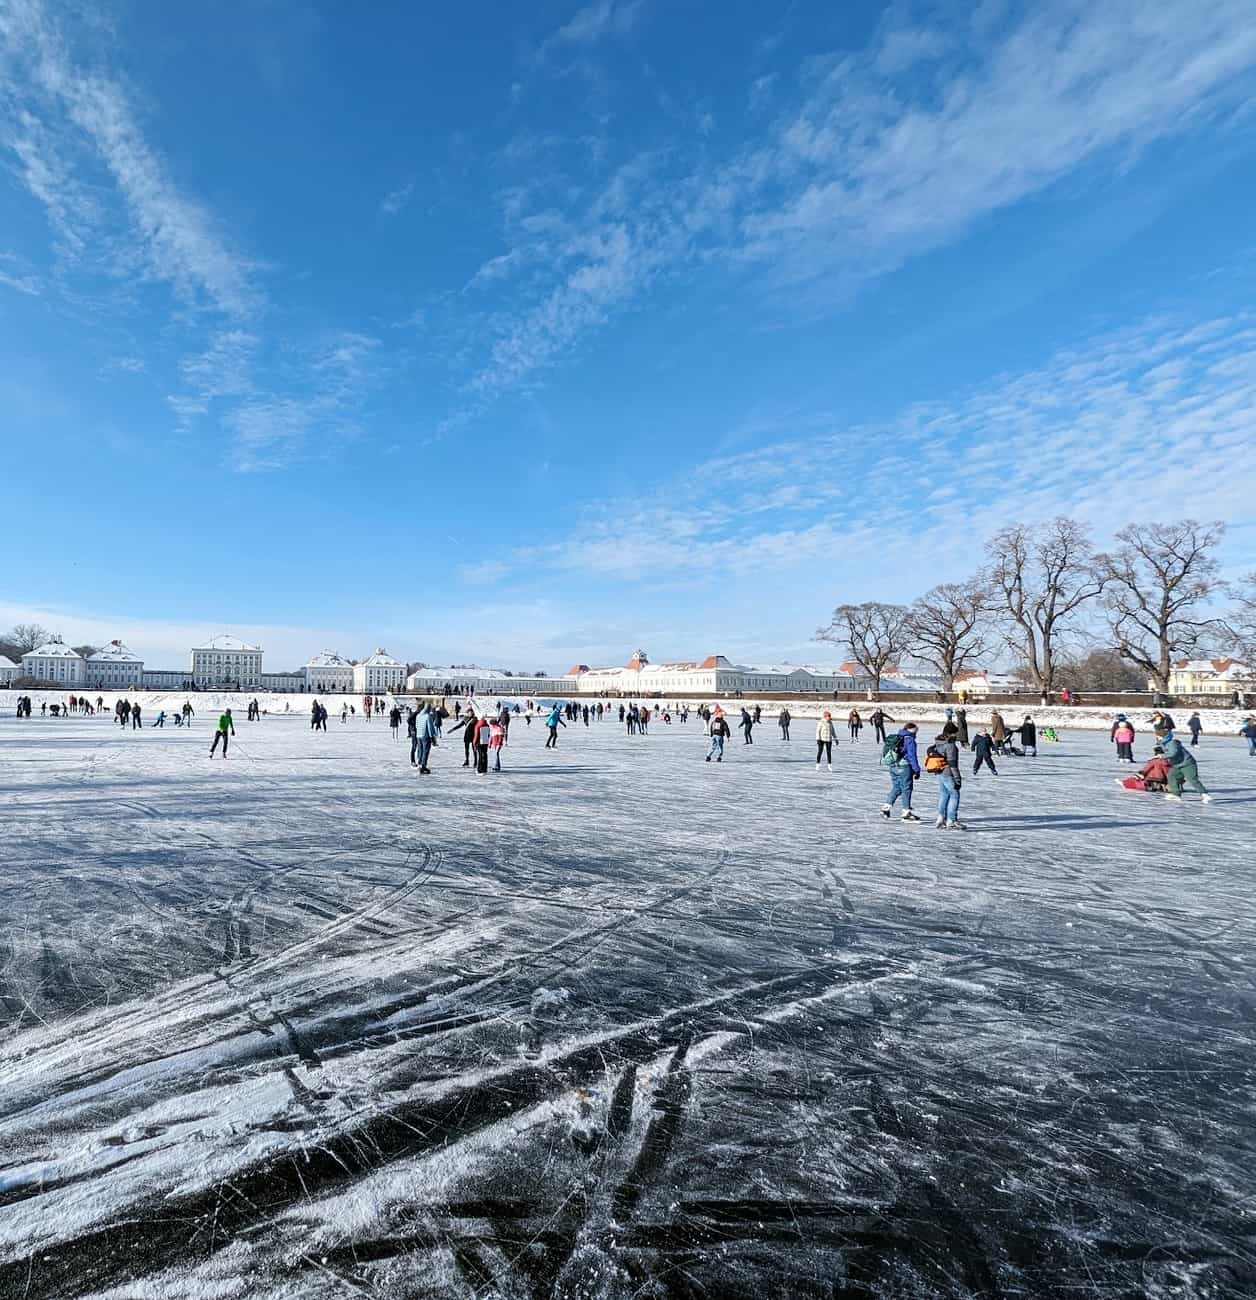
(1187, 712), (1202, 746)
(705, 708), (730, 762)
(779, 708), (791, 741)
(848, 708), (862, 741)
(1160, 730), (1211, 802)
(489, 716), (506, 771)
(1242, 717), (1256, 756)
(880, 723), (921, 822)
(869, 708), (893, 744)
(971, 729), (998, 776)
(929, 730), (964, 830)
(210, 709), (235, 758)
(1018, 715), (1037, 757)
(740, 708), (754, 744)
(1112, 716), (1136, 763)
(545, 704), (566, 749)
(815, 711), (836, 769)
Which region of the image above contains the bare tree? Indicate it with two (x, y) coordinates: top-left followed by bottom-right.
(72, 644), (100, 660)
(4, 623), (51, 655)
(1053, 646), (1148, 692)
(906, 580), (991, 690)
(1095, 520), (1226, 692)
(817, 602), (912, 699)
(985, 519), (1105, 692)
(1227, 573), (1256, 664)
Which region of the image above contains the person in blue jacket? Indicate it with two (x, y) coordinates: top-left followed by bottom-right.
(880, 722), (922, 822)
(1160, 731), (1212, 802)
(1240, 717), (1256, 756)
(545, 704), (566, 749)
(415, 703), (440, 774)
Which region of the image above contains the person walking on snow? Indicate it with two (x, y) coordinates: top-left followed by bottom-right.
(706, 708), (730, 762)
(210, 709), (235, 758)
(1160, 731), (1211, 802)
(779, 708), (791, 741)
(816, 711), (837, 769)
(931, 731), (965, 830)
(1188, 712), (1203, 746)
(545, 704), (566, 749)
(880, 722), (922, 821)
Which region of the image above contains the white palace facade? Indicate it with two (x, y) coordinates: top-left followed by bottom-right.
(562, 652), (872, 697)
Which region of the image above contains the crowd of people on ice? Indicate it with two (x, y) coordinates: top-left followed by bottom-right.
(11, 689), (1256, 821)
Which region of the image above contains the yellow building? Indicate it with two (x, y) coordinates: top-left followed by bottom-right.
(1163, 658), (1255, 696)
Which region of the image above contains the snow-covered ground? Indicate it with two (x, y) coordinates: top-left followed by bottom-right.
(1, 709), (1254, 1298)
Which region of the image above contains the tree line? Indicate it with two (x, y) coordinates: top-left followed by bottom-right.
(818, 518), (1256, 693)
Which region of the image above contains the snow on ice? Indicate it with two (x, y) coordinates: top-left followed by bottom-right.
(1, 694), (1254, 1298)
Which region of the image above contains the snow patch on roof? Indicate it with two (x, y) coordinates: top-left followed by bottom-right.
(193, 636), (260, 652)
(26, 640), (83, 660)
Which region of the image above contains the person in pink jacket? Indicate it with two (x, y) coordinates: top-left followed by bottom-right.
(488, 718), (506, 772)
(1112, 716), (1136, 763)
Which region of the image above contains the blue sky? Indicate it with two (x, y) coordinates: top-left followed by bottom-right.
(3, 0), (1256, 672)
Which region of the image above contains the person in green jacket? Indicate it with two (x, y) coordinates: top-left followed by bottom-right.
(210, 708), (235, 758)
(1160, 731), (1211, 802)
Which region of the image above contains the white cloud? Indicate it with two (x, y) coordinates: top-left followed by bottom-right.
(0, 251), (40, 295)
(0, 0), (258, 315)
(540, 0), (642, 55)
(378, 176), (415, 217)
(447, 0), (1256, 409)
(470, 307), (1256, 594)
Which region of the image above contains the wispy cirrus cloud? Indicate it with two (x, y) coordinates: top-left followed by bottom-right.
(537, 0), (642, 59)
(464, 307), (1256, 595)
(453, 0), (1256, 407)
(0, 251), (41, 295)
(0, 0), (259, 315)
(378, 176), (415, 218)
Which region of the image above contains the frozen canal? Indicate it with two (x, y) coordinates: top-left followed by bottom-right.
(1, 708), (1254, 1298)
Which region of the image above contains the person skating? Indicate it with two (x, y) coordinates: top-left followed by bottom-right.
(929, 730), (964, 829)
(815, 711), (837, 769)
(182, 701), (194, 726)
(389, 705), (402, 740)
(971, 729), (997, 775)
(545, 704), (566, 749)
(740, 708), (754, 745)
(880, 722), (922, 821)
(1019, 715), (1037, 757)
(848, 709), (862, 741)
(152, 710), (166, 728)
(473, 714), (491, 773)
(406, 707), (420, 766)
(1117, 747), (1171, 793)
(869, 708), (893, 744)
(131, 703), (142, 729)
(955, 707), (969, 748)
(416, 704), (439, 773)
(753, 704), (762, 725)
(1151, 710), (1176, 738)
(1241, 717), (1256, 756)
(1187, 712), (1203, 746)
(489, 717), (506, 771)
(705, 708), (730, 762)
(210, 709), (235, 758)
(779, 708), (791, 741)
(1112, 715), (1136, 763)
(1160, 731), (1212, 802)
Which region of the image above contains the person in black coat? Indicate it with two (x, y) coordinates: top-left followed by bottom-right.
(956, 707), (970, 748)
(1019, 715), (1037, 756)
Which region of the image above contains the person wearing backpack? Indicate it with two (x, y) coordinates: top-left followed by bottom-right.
(880, 723), (922, 821)
(927, 732), (964, 829)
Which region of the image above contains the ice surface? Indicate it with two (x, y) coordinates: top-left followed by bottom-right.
(1, 705), (1254, 1298)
